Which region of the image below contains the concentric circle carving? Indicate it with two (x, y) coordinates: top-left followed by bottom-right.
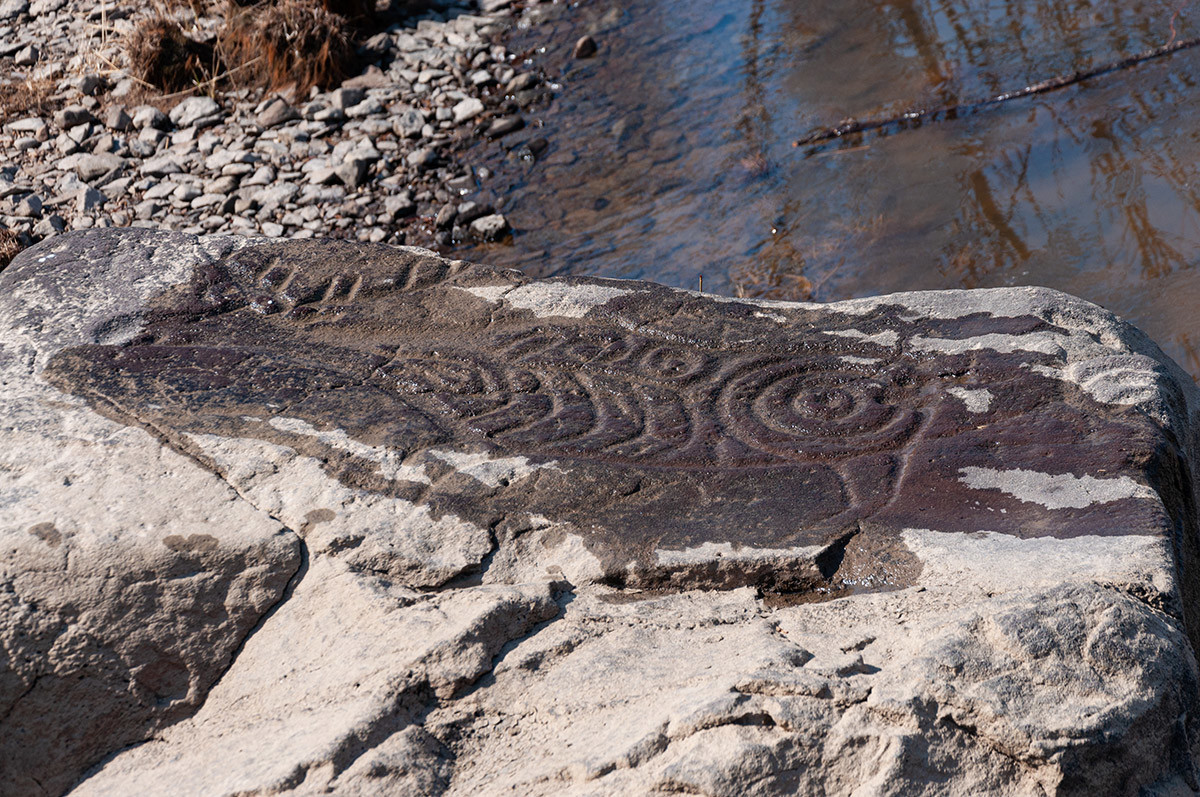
(721, 359), (918, 459)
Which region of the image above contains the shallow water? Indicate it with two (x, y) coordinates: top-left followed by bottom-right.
(455, 0), (1200, 378)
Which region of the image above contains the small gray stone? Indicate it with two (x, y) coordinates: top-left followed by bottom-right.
(77, 74), (103, 96)
(392, 109), (425, 139)
(334, 160), (369, 189)
(32, 214), (64, 236)
(453, 97), (485, 123)
(312, 107), (346, 125)
(127, 139), (157, 158)
(74, 154), (124, 182)
(383, 192), (415, 218)
(255, 183), (301, 209)
(133, 106), (171, 131)
(242, 166), (275, 187)
(456, 201), (492, 226)
(173, 184), (202, 202)
(256, 98), (298, 128)
(190, 194), (227, 210)
(406, 148), (438, 171)
(54, 106), (96, 130)
(434, 203), (457, 230)
(486, 115), (524, 138)
(134, 200), (161, 220)
(469, 213), (509, 241)
(0, 0), (29, 20)
(7, 116), (46, 136)
(345, 98), (384, 119)
(330, 87), (365, 110)
(104, 106), (132, 132)
(204, 175), (239, 195)
(14, 194), (42, 218)
(169, 96), (223, 128)
(573, 35), (598, 59)
(76, 187), (106, 212)
(506, 72), (539, 93)
(13, 43), (37, 66)
(141, 157), (184, 177)
(260, 221), (284, 237)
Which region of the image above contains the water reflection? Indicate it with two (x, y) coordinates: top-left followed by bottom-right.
(453, 0), (1200, 379)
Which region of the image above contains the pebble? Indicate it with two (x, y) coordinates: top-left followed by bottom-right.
(393, 108), (426, 139)
(15, 194), (42, 217)
(453, 97), (485, 123)
(53, 106), (96, 130)
(487, 115), (524, 138)
(407, 148), (438, 171)
(76, 186), (105, 212)
(13, 43), (38, 66)
(384, 192), (416, 217)
(7, 117), (47, 136)
(169, 96), (222, 128)
(133, 106), (170, 131)
(573, 35), (598, 58)
(73, 153), (124, 182)
(435, 203), (457, 229)
(469, 213), (509, 241)
(104, 106), (131, 132)
(140, 156), (183, 177)
(0, 0), (29, 21)
(256, 98), (298, 128)
(32, 214), (64, 236)
(330, 87), (365, 110)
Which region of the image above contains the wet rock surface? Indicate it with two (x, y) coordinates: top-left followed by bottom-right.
(4, 229), (1200, 795)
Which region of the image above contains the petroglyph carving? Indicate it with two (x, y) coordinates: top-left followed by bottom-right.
(41, 240), (1183, 593)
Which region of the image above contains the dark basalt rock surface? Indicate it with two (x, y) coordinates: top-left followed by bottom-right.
(40, 234), (1191, 593)
(3, 229), (1200, 796)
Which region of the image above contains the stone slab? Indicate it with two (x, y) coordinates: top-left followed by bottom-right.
(2, 229), (1199, 795)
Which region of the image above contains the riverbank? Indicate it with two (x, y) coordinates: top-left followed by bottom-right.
(0, 0), (570, 267)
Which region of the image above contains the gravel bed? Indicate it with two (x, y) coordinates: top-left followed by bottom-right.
(0, 0), (563, 262)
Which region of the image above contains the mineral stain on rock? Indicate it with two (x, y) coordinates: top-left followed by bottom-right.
(162, 534), (220, 553)
(42, 239), (1188, 598)
(27, 521), (61, 547)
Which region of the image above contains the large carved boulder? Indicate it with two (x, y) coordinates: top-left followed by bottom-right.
(2, 229), (1199, 795)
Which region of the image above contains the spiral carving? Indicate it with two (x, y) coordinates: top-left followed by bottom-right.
(719, 360), (919, 460)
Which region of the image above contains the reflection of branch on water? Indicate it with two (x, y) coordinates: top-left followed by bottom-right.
(793, 33), (1200, 148)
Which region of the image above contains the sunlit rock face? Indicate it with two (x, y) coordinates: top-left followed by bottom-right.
(4, 229), (1200, 796)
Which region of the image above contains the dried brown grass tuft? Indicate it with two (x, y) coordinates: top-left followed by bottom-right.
(126, 16), (220, 92)
(220, 0), (358, 94)
(0, 78), (60, 121)
(0, 229), (24, 271)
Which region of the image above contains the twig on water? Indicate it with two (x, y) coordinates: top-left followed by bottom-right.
(793, 33), (1200, 149)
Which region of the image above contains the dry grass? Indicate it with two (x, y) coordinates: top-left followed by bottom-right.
(0, 229), (24, 271)
(219, 0), (359, 93)
(126, 16), (221, 92)
(0, 78), (61, 122)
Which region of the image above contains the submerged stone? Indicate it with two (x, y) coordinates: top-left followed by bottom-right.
(4, 229), (1200, 795)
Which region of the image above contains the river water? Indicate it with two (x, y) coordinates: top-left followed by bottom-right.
(454, 0), (1200, 379)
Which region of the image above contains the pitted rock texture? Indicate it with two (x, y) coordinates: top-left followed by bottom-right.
(2, 229), (1200, 796)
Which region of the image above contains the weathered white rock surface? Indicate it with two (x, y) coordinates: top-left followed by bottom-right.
(2, 229), (1200, 796)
